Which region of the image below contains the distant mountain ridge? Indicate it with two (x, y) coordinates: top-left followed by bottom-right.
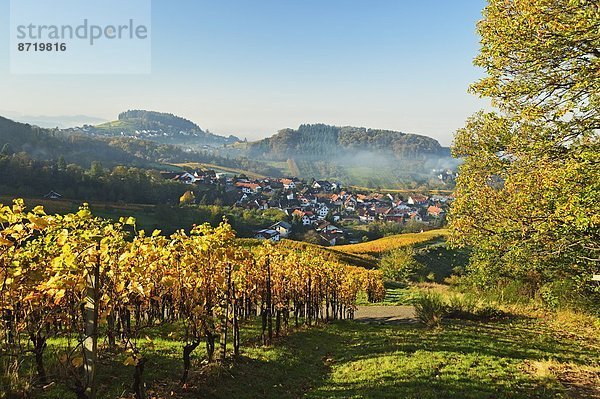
(0, 112), (108, 129)
(85, 110), (241, 148)
(247, 123), (449, 161)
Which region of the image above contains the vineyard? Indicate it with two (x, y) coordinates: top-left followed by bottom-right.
(0, 199), (384, 399)
(334, 230), (448, 257)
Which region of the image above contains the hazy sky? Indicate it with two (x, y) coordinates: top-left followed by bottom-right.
(0, 0), (489, 146)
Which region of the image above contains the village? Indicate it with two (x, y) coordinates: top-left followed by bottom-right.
(162, 169), (453, 246)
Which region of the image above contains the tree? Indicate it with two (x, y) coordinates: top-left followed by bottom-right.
(1, 143), (13, 156)
(89, 161), (104, 179)
(57, 155), (67, 171)
(449, 0), (600, 298)
(179, 190), (195, 206)
(379, 248), (424, 283)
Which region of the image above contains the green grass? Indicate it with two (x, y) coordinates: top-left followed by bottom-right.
(357, 281), (422, 306)
(15, 308), (600, 399)
(195, 317), (597, 399)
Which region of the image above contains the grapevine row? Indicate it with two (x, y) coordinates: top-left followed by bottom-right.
(0, 199), (385, 398)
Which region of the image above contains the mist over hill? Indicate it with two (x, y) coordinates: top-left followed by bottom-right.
(241, 124), (458, 188)
(247, 124), (449, 160)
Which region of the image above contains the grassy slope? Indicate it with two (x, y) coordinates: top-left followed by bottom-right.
(197, 317), (597, 399)
(37, 315), (599, 399)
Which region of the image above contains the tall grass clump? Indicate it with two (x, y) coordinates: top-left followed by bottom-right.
(414, 291), (446, 328)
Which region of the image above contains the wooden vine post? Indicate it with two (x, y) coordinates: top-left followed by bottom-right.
(83, 243), (101, 399)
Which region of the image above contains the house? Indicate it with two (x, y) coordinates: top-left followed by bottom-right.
(357, 209), (376, 223)
(312, 180), (333, 191)
(407, 194), (429, 205)
(271, 221), (292, 238)
(344, 197), (357, 211)
(255, 199), (269, 210)
(314, 220), (331, 232)
(319, 230), (344, 246)
(292, 210), (313, 226)
(172, 172), (197, 184)
(317, 205), (329, 219)
(409, 212), (423, 222)
(235, 182), (262, 194)
(254, 229), (281, 242)
(43, 191), (62, 200)
(430, 195), (450, 203)
(427, 205), (445, 217)
(281, 178), (296, 189)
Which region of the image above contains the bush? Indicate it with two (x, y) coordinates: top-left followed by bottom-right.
(444, 294), (506, 321)
(414, 291), (446, 328)
(445, 294), (477, 318)
(379, 248), (425, 283)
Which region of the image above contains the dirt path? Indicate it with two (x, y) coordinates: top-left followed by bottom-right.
(354, 305), (417, 325)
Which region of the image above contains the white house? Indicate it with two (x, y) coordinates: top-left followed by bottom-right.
(270, 221), (292, 238)
(254, 229), (281, 242)
(317, 205), (329, 219)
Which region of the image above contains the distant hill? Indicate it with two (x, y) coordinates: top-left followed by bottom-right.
(0, 116), (148, 167)
(85, 110), (241, 148)
(247, 124), (449, 161)
(1, 112), (108, 129)
(240, 124), (457, 188)
(0, 116), (282, 177)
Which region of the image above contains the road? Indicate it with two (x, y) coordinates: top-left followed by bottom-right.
(354, 305), (417, 325)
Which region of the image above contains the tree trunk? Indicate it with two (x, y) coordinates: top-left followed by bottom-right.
(266, 259), (273, 342)
(205, 331), (215, 362)
(232, 287), (240, 356)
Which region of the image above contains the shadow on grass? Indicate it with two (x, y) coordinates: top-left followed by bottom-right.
(191, 317), (595, 399)
(35, 316), (596, 399)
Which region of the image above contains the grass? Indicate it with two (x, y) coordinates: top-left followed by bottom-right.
(357, 281), (423, 306)
(195, 317), (598, 399)
(14, 290), (600, 399)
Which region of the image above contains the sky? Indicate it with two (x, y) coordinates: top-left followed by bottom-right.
(0, 0), (489, 146)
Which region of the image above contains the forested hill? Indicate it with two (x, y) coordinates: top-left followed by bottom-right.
(0, 116), (147, 167)
(84, 110), (241, 147)
(247, 124), (449, 160)
(0, 116), (282, 176)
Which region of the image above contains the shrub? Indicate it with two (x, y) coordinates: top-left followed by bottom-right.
(444, 294), (506, 321)
(414, 291), (446, 328)
(445, 294), (477, 318)
(379, 248), (425, 283)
